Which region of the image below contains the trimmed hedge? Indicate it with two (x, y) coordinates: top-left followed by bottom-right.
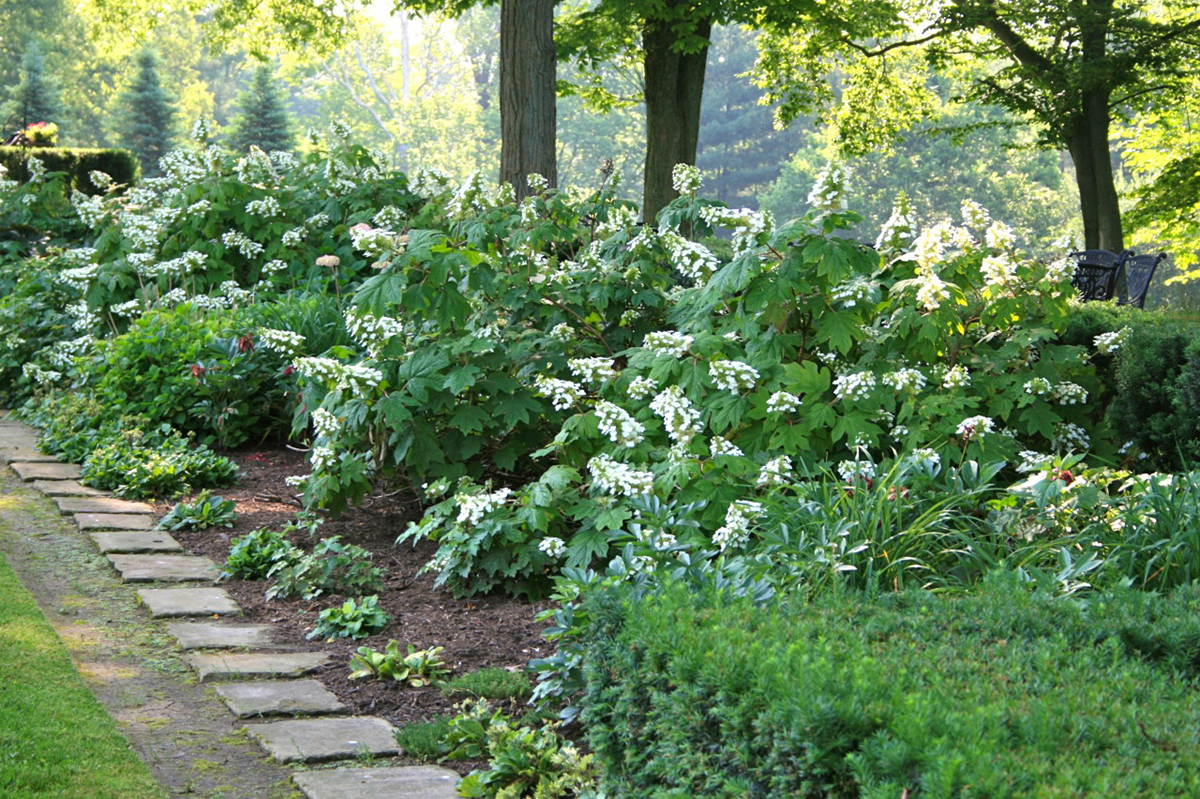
(0, 146), (138, 193)
(581, 577), (1200, 797)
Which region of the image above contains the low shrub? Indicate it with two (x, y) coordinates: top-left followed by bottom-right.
(581, 577), (1200, 797)
(79, 426), (238, 499)
(349, 642), (450, 686)
(441, 667), (533, 702)
(0, 147), (137, 194)
(156, 490), (237, 531)
(393, 715), (456, 760)
(266, 535), (385, 600)
(307, 595), (389, 641)
(222, 527), (301, 581)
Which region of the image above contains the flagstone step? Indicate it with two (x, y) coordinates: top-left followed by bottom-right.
(30, 479), (108, 497)
(292, 766), (461, 799)
(9, 461), (82, 481)
(0, 448), (57, 465)
(108, 554), (218, 583)
(76, 513), (155, 531)
(215, 680), (347, 718)
(56, 496), (156, 515)
(137, 587), (242, 618)
(166, 621), (290, 651)
(186, 651), (330, 683)
(245, 717), (399, 763)
(90, 531), (184, 554)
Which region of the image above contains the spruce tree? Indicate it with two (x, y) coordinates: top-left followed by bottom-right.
(117, 51), (177, 177)
(227, 64), (295, 154)
(2, 40), (64, 137)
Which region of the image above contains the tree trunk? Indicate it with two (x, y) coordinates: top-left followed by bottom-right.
(642, 13), (711, 222)
(1066, 91), (1123, 252)
(499, 0), (557, 200)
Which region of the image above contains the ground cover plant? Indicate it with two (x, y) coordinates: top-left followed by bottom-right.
(6, 132), (1200, 795)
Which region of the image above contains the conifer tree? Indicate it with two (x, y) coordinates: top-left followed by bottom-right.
(117, 51), (177, 176)
(2, 40), (64, 137)
(227, 64), (295, 154)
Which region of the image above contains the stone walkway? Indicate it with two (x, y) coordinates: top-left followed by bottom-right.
(0, 415), (461, 799)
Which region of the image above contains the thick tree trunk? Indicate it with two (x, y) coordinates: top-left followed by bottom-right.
(1066, 92), (1123, 252)
(499, 0), (557, 200)
(642, 14), (711, 222)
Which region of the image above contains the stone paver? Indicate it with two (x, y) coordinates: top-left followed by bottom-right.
(76, 513), (155, 531)
(30, 479), (108, 497)
(215, 680), (347, 718)
(108, 554), (218, 583)
(90, 531), (184, 554)
(9, 461), (82, 481)
(292, 766), (461, 799)
(137, 587), (241, 618)
(165, 621), (289, 650)
(0, 448), (58, 465)
(245, 717), (399, 763)
(56, 496), (155, 515)
(186, 652), (330, 683)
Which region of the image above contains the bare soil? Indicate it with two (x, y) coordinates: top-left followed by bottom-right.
(166, 447), (553, 774)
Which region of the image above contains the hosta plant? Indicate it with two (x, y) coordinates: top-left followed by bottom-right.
(349, 641), (450, 686)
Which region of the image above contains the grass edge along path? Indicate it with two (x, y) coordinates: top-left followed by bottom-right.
(0, 550), (164, 798)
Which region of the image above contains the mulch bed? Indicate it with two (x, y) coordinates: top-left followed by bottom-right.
(166, 447), (554, 770)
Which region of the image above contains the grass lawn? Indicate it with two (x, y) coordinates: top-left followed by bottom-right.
(0, 552), (163, 798)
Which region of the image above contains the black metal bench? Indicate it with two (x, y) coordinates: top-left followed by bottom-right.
(1069, 249), (1165, 308)
(1116, 252), (1167, 309)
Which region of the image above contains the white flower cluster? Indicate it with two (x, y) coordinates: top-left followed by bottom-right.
(596, 402), (645, 447)
(311, 408), (340, 438)
(157, 287), (188, 308)
(882, 368), (926, 393)
(757, 455), (792, 487)
(709, 437), (744, 457)
(671, 163), (702, 195)
(187, 199), (211, 216)
(25, 156), (46, 183)
(538, 537), (567, 558)
(1053, 422), (1090, 452)
(837, 460), (877, 483)
(1016, 450), (1054, 473)
(916, 269), (950, 312)
(660, 228), (720, 283)
(830, 276), (874, 308)
(87, 170), (113, 191)
(985, 221), (1016, 250)
(644, 331), (693, 358)
(981, 254), (1017, 287)
(410, 168), (452, 199)
(282, 227), (306, 247)
(71, 190), (106, 227)
(876, 196), (916, 251)
(595, 205), (639, 238)
(219, 280), (250, 305)
(221, 231), (264, 258)
(1045, 257), (1074, 285)
(766, 391), (801, 413)
(713, 500), (764, 552)
(1023, 377), (1052, 396)
(109, 298), (145, 318)
(526, 173), (549, 193)
(534, 376), (585, 411)
(834, 371), (876, 402)
(709, 359), (760, 394)
(942, 365), (970, 389)
(350, 224), (396, 258)
(346, 310), (403, 356)
(588, 453), (654, 497)
(549, 323), (574, 343)
(956, 415), (994, 440)
(67, 300), (98, 332)
(22, 363), (62, 386)
(698, 206), (774, 256)
(1052, 382), (1088, 405)
(960, 199), (991, 231)
(1094, 327), (1129, 355)
(293, 357), (383, 397)
(455, 487), (513, 526)
(258, 328), (306, 356)
(373, 205), (407, 231)
(906, 448), (941, 468)
(627, 376), (658, 400)
(310, 446), (336, 472)
(58, 264), (99, 292)
(190, 116), (213, 143)
(634, 526), (677, 551)
(245, 196), (281, 217)
(262, 259), (288, 274)
(807, 163), (847, 213)
(650, 386), (702, 446)
(44, 335), (93, 368)
(911, 221), (955, 271)
(141, 250), (207, 280)
(568, 357), (617, 384)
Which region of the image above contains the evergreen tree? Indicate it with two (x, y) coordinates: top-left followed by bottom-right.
(2, 40), (64, 136)
(227, 64), (295, 154)
(117, 51), (177, 176)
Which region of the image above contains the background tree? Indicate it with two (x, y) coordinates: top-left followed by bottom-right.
(2, 40), (64, 136)
(116, 50), (177, 176)
(227, 63), (296, 153)
(755, 0), (1200, 252)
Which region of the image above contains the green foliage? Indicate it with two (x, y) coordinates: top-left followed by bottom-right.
(21, 391), (119, 463)
(79, 426), (238, 500)
(157, 489), (237, 531)
(580, 578), (1200, 796)
(266, 535), (385, 601)
(1, 40), (63, 134)
(116, 51), (176, 177)
(442, 699), (598, 799)
(227, 64), (295, 154)
(222, 526), (300, 580)
(349, 641), (450, 686)
(393, 715), (456, 761)
(442, 667), (532, 702)
(307, 595), (390, 641)
(0, 147), (137, 193)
